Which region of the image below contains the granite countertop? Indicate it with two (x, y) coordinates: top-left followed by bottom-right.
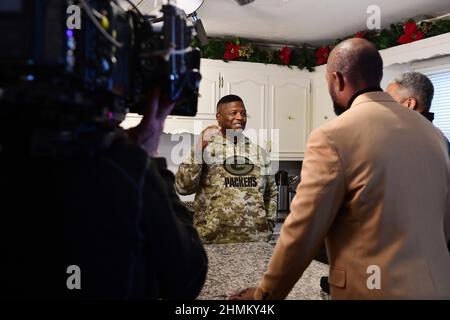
(197, 241), (329, 300)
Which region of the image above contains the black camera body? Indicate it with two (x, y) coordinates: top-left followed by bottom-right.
(0, 0), (201, 130)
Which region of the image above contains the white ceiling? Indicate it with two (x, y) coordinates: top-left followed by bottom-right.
(127, 0), (450, 46)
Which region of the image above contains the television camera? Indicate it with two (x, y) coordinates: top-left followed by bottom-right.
(0, 0), (202, 133)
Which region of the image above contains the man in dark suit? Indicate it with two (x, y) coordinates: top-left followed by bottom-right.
(232, 38), (450, 300)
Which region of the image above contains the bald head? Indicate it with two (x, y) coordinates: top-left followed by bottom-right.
(327, 38), (383, 87)
(326, 38), (384, 115)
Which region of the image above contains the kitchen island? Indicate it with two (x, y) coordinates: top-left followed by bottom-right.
(197, 241), (329, 300)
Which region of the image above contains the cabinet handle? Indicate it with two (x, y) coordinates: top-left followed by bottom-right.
(324, 115), (328, 120)
(287, 115), (294, 120)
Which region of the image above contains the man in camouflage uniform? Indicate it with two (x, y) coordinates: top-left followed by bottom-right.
(175, 95), (278, 244)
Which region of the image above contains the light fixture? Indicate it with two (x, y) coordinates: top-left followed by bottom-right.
(172, 0), (208, 46)
(233, 0), (255, 5)
(175, 0), (204, 16)
(117, 0), (204, 17)
(190, 11), (208, 46)
(120, 1), (208, 45)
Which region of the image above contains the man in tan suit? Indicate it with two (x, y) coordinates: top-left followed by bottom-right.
(231, 38), (450, 299)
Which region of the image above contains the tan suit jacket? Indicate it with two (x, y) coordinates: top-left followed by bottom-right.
(257, 92), (450, 299)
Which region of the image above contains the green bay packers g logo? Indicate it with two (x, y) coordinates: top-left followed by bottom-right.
(223, 156), (254, 176)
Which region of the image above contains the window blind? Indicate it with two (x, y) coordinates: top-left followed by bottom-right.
(424, 70), (450, 140)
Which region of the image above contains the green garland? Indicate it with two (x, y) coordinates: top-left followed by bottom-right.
(192, 18), (450, 72)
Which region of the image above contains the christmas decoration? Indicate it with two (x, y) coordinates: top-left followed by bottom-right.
(192, 17), (450, 72)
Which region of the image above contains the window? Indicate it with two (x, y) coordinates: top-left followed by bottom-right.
(425, 70), (450, 139)
(414, 57), (450, 140)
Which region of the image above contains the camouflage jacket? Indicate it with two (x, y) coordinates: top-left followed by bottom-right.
(175, 134), (278, 244)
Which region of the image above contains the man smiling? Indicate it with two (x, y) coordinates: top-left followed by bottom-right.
(175, 95), (278, 244)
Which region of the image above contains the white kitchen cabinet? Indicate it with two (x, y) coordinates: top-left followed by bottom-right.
(268, 76), (311, 160)
(196, 65), (221, 117)
(311, 68), (336, 131)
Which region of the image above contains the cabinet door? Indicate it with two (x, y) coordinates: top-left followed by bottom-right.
(196, 66), (220, 117)
(312, 79), (336, 130)
(268, 76), (310, 160)
(220, 70), (269, 146)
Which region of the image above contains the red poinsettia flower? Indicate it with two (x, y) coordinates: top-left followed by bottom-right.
(315, 46), (331, 65)
(224, 41), (241, 60)
(279, 46), (292, 65)
(354, 31), (366, 39)
(404, 21), (418, 35)
(397, 20), (425, 44)
(398, 31), (424, 44)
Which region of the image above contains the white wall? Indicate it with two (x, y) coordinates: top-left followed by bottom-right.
(309, 62), (412, 132)
(381, 63), (412, 90)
